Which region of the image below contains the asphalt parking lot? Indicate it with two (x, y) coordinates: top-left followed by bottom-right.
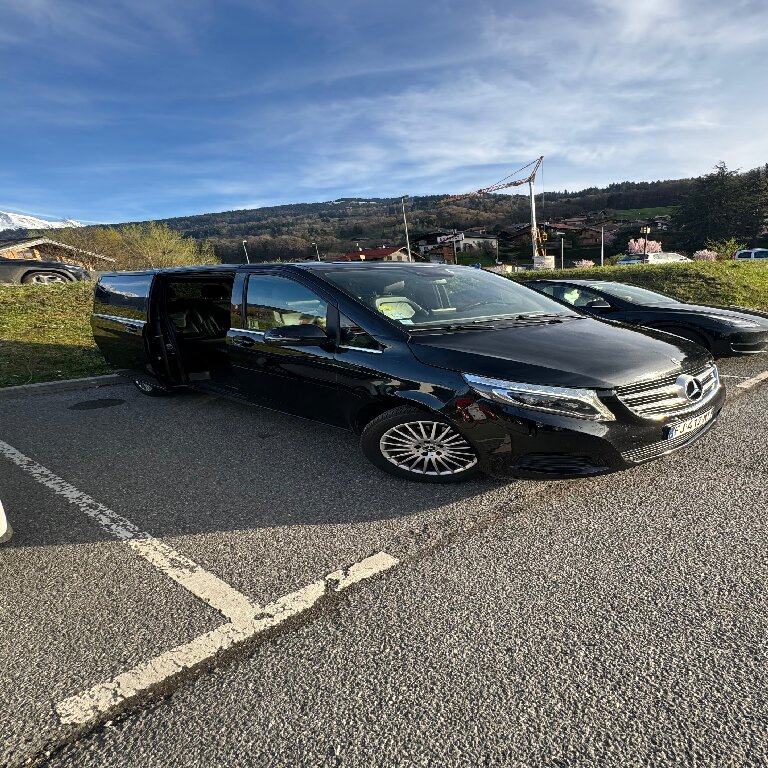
(1, 354), (768, 767)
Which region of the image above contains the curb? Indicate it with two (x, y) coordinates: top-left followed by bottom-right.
(0, 374), (126, 399)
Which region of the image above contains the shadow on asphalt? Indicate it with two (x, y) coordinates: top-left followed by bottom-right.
(0, 386), (506, 548)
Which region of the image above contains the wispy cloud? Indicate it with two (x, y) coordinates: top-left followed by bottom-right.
(2, 0), (767, 221)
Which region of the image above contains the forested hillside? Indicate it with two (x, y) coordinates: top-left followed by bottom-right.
(145, 177), (699, 262)
(13, 164), (767, 264)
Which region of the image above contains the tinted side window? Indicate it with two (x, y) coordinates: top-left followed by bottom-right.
(245, 275), (328, 331)
(339, 313), (380, 350)
(755, 251), (768, 259)
(94, 274), (152, 320)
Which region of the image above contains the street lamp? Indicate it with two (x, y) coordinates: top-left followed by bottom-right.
(401, 196), (412, 261)
(640, 226), (651, 256)
(311, 241), (321, 262)
(242, 240), (250, 264)
(555, 231), (566, 269)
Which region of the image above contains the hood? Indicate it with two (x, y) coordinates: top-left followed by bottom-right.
(645, 303), (768, 325)
(408, 317), (709, 389)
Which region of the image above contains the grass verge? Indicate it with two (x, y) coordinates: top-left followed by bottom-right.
(0, 282), (110, 388)
(507, 261), (768, 310)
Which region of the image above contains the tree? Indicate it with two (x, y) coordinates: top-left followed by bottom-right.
(627, 238), (662, 254)
(49, 223), (217, 270)
(674, 162), (768, 248)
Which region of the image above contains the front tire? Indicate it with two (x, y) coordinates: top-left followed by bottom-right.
(360, 406), (481, 483)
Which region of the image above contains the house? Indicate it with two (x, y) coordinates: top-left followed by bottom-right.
(336, 246), (412, 262)
(414, 230), (463, 256)
(0, 237), (114, 269)
(461, 229), (499, 252)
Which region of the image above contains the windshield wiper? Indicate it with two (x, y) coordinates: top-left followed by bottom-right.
(514, 312), (583, 321)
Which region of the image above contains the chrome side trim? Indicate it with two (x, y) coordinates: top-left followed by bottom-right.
(338, 345), (383, 354)
(94, 313), (146, 326)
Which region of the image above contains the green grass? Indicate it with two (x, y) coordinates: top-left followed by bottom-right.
(609, 206), (677, 220)
(508, 261), (768, 310)
(0, 282), (110, 387)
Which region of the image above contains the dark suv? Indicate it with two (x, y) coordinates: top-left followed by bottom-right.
(91, 263), (724, 483)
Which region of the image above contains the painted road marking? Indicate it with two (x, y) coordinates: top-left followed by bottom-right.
(736, 370), (768, 390)
(56, 552), (398, 727)
(0, 439), (258, 623)
(0, 438), (400, 729)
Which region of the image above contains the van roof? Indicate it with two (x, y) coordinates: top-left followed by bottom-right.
(99, 261), (461, 277)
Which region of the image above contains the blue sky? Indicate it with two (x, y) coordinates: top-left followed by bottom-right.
(2, 0), (767, 223)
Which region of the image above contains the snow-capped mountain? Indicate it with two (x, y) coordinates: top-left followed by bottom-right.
(0, 211), (83, 232)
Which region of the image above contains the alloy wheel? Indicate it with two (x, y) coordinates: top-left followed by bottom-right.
(379, 420), (478, 476)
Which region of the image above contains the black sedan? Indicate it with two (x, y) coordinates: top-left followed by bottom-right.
(525, 279), (768, 356)
(0, 257), (92, 284)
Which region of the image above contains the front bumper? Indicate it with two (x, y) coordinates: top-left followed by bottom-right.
(451, 384), (726, 480)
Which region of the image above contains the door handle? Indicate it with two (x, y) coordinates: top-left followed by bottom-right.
(231, 335), (256, 348)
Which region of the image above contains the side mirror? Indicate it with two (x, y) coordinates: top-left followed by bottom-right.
(585, 299), (613, 310)
(263, 324), (329, 346)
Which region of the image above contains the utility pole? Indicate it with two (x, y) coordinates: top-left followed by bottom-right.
(242, 240), (250, 264)
(401, 196), (412, 261)
(600, 225), (605, 267)
(311, 242), (321, 261)
(560, 235), (564, 270)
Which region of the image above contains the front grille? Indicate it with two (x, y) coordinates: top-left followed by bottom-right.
(616, 363), (720, 419)
(621, 418), (714, 463)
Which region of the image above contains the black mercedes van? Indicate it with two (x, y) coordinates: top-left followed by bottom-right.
(91, 262), (724, 483)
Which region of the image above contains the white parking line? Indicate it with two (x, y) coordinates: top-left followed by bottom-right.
(736, 370), (768, 390)
(56, 552), (398, 727)
(0, 439), (258, 623)
(0, 439), (399, 727)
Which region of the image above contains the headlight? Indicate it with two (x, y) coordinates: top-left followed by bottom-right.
(463, 374), (615, 421)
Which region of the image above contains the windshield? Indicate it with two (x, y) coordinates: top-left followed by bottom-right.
(590, 282), (681, 305)
(318, 265), (575, 328)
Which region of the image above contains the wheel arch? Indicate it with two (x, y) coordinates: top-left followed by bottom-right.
(647, 323), (712, 350)
(21, 269), (74, 284)
(351, 392), (451, 434)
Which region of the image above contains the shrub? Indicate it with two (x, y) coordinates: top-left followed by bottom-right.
(704, 237), (748, 260)
(692, 249), (718, 261)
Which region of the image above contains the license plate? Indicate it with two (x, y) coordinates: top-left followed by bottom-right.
(666, 409), (713, 439)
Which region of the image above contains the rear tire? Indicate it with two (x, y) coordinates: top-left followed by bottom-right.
(360, 406), (481, 483)
(133, 378), (173, 397)
(21, 271), (70, 284)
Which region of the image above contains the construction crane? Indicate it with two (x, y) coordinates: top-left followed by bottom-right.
(441, 156), (546, 263)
